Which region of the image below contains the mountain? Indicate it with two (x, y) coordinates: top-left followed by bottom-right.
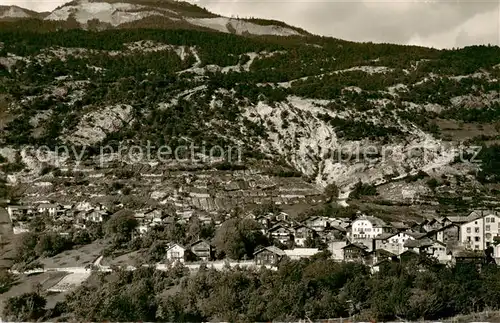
(0, 5), (47, 20)
(0, 1), (500, 217)
(1, 0), (308, 36)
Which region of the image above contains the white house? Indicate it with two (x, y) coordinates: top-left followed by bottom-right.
(350, 216), (392, 239)
(460, 211), (500, 251)
(166, 244), (186, 263)
(374, 232), (415, 255)
(404, 238), (451, 264)
(37, 203), (58, 216)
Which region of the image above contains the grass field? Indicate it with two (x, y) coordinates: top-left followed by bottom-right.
(101, 249), (144, 267)
(0, 271), (69, 318)
(40, 240), (107, 268)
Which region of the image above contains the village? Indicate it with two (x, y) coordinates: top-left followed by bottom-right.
(4, 197), (500, 273)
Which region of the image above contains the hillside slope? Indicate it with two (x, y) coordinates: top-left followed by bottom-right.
(0, 8), (499, 212)
(1, 0), (308, 36)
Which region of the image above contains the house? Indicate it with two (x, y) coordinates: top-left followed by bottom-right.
(427, 223), (460, 247)
(451, 249), (486, 265)
(373, 232), (415, 255)
(85, 209), (110, 223)
(37, 203), (58, 216)
(302, 216), (330, 232)
(366, 248), (396, 266)
(330, 217), (352, 229)
(319, 225), (346, 242)
(398, 249), (421, 264)
(253, 246), (285, 265)
(390, 221), (410, 232)
(328, 241), (348, 261)
(422, 216), (451, 232)
(342, 243), (369, 262)
(404, 238), (451, 263)
(254, 214), (271, 231)
(284, 248), (320, 260)
(165, 243), (186, 263)
(372, 257), (397, 273)
(190, 240), (212, 261)
(268, 223), (293, 245)
(144, 208), (162, 221)
(459, 211), (500, 251)
(6, 205), (33, 221)
(276, 212), (290, 222)
(350, 215), (393, 240)
(293, 225), (315, 246)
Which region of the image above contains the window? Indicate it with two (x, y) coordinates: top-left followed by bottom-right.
(475, 245), (479, 250)
(467, 236), (471, 241)
(475, 227), (480, 233)
(475, 236), (480, 242)
(486, 225), (491, 231)
(467, 227), (471, 233)
(486, 218), (491, 223)
(492, 218), (496, 223)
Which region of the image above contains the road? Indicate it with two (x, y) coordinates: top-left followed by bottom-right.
(10, 256), (276, 276)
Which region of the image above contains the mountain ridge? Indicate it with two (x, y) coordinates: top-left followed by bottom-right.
(0, 3), (499, 213)
(0, 0), (310, 37)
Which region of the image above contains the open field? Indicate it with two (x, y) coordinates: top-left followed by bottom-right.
(0, 271), (68, 318)
(40, 240), (107, 268)
(436, 119), (500, 142)
(101, 250), (143, 267)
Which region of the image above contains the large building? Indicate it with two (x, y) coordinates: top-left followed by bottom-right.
(350, 215), (393, 240)
(460, 211), (500, 251)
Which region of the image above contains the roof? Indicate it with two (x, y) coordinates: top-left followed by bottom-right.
(430, 223), (459, 233)
(112, 209), (135, 217)
(404, 237), (436, 248)
(405, 231), (427, 239)
(293, 224), (314, 231)
(354, 215), (390, 228)
(327, 225), (347, 233)
(190, 239), (211, 247)
(373, 232), (397, 240)
(268, 223), (291, 233)
(37, 203), (58, 208)
(284, 248), (320, 257)
(166, 243), (186, 251)
(253, 246), (286, 256)
(373, 258), (393, 267)
(399, 249), (420, 257)
(390, 221), (410, 230)
(453, 249), (485, 258)
(373, 249), (396, 257)
(342, 243), (368, 250)
(7, 205), (31, 210)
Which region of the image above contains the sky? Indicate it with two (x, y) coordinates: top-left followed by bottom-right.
(1, 0), (499, 49)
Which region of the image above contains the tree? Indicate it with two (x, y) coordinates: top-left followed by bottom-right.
(324, 183), (339, 203)
(3, 292), (47, 321)
(0, 269), (16, 293)
(105, 210), (138, 245)
(214, 218), (269, 260)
